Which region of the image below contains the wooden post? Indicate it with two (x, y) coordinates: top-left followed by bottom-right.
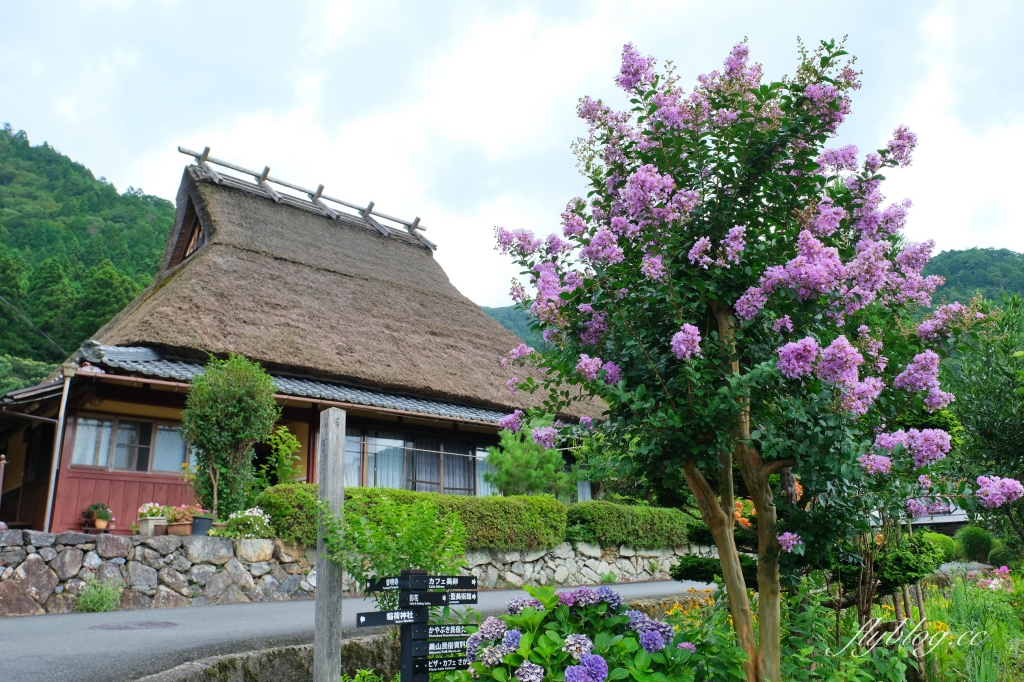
(315, 407), (346, 682)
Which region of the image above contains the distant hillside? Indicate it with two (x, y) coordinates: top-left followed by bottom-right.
(0, 126), (176, 389)
(481, 305), (547, 349)
(925, 248), (1024, 304)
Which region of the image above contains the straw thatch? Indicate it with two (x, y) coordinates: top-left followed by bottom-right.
(93, 167), (582, 415)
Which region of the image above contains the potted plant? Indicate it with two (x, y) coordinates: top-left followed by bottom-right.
(190, 508), (214, 536)
(93, 507), (113, 531)
(137, 503), (167, 537)
(165, 504), (202, 536)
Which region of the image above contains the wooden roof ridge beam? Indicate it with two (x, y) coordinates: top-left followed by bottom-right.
(361, 201), (390, 237)
(257, 166), (281, 202)
(309, 184), (340, 220)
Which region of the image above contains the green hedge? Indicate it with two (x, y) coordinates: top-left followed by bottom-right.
(920, 531), (955, 563)
(257, 484), (567, 551)
(565, 501), (689, 549)
(670, 554), (758, 589)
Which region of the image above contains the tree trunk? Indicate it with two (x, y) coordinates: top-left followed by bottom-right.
(753, 492), (781, 682)
(208, 467), (220, 519)
(683, 460), (759, 682)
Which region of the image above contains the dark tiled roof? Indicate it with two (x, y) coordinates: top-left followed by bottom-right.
(78, 343), (508, 424)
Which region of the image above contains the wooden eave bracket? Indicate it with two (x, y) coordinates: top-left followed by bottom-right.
(309, 184), (340, 219)
(257, 166), (281, 202)
(406, 217), (436, 250)
(362, 201), (390, 237)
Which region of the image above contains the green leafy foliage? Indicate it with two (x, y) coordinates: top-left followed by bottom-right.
(0, 353), (55, 393)
(485, 417), (574, 497)
(987, 545), (1021, 569)
(207, 507), (273, 539)
(256, 482), (320, 547)
(565, 501), (689, 548)
(876, 533), (945, 592)
(480, 306), (548, 350)
(955, 525), (995, 562)
(178, 354), (280, 519)
(323, 494), (466, 612)
(75, 576), (121, 612)
(255, 425), (302, 491)
(670, 555), (758, 589)
(924, 248), (1024, 304)
(921, 531), (956, 563)
(0, 126), (174, 362)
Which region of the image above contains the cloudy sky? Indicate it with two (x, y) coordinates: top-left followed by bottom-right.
(2, 1), (1021, 306)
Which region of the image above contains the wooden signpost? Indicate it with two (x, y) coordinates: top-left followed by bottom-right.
(315, 408), (346, 682)
(358, 569), (478, 682)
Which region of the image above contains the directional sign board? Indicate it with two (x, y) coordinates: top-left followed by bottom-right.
(412, 655), (471, 674)
(364, 576), (405, 593)
(444, 590), (478, 605)
(400, 591), (449, 607)
(426, 575), (477, 590)
(411, 638), (469, 657)
(365, 575), (478, 592)
(356, 606), (428, 627)
(412, 624), (469, 639)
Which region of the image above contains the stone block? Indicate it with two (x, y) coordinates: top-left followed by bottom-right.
(38, 546), (58, 562)
(510, 561), (526, 576)
(65, 578), (87, 594)
(619, 545), (635, 557)
(119, 589), (152, 610)
(636, 547), (671, 558)
(1, 567), (13, 581)
(224, 558), (254, 590)
(127, 561), (158, 590)
(45, 593), (78, 614)
(485, 565), (499, 588)
(142, 535), (182, 555)
(522, 548), (547, 562)
(159, 566), (191, 596)
(141, 547), (165, 569)
(272, 538), (304, 563)
(504, 571), (523, 587)
(187, 564), (217, 585)
(299, 580), (313, 592)
(204, 570), (234, 599)
(549, 542), (573, 559)
(96, 563), (125, 586)
(674, 547), (688, 555)
(0, 579), (45, 616)
(51, 548), (84, 580)
(522, 562), (534, 583)
(493, 550), (521, 564)
(77, 567), (95, 581)
(249, 561), (271, 578)
(11, 555), (58, 604)
(583, 558), (602, 573)
(234, 539), (274, 563)
(269, 564), (289, 584)
(280, 575), (301, 596)
(0, 529), (24, 547)
(95, 534), (131, 559)
(580, 566), (600, 583)
(577, 542), (601, 559)
(83, 551), (103, 570)
(191, 596), (212, 607)
(151, 585), (189, 609)
(24, 530), (56, 547)
(283, 562), (303, 575)
(76, 543), (96, 551)
(217, 583), (251, 604)
(181, 536), (233, 565)
(464, 550), (491, 567)
(564, 558), (578, 575)
(170, 554), (192, 572)
(1, 547), (27, 567)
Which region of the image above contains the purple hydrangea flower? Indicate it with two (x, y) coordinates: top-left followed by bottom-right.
(678, 642), (697, 652)
(507, 597), (544, 615)
(777, 532), (802, 553)
(478, 616), (506, 640)
(480, 645), (509, 667)
(516, 661), (545, 682)
(581, 654), (609, 682)
(671, 324), (702, 360)
(595, 585), (623, 609)
(563, 634), (595, 660)
(640, 629), (666, 652)
(503, 629), (522, 650)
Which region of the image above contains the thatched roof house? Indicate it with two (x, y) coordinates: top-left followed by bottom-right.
(0, 153), (589, 534)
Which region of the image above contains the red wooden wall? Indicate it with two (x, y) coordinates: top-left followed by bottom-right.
(49, 414), (194, 534)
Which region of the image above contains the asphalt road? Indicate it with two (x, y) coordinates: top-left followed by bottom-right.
(0, 580), (709, 682)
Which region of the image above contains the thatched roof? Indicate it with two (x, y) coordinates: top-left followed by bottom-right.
(92, 166), (568, 415)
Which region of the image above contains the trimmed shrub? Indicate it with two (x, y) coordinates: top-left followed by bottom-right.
(258, 483), (567, 551)
(987, 545), (1020, 569)
(565, 501), (689, 549)
(256, 483), (320, 547)
(670, 554), (758, 589)
(921, 531), (956, 563)
(954, 525), (994, 562)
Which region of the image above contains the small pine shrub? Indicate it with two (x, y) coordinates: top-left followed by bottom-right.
(954, 525), (994, 562)
(76, 577), (121, 613)
(921, 531), (956, 562)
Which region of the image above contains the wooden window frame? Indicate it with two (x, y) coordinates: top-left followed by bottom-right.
(68, 413), (188, 477)
(345, 428), (482, 496)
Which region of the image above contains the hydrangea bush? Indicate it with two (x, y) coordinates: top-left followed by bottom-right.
(449, 586), (740, 682)
(494, 38), (1023, 682)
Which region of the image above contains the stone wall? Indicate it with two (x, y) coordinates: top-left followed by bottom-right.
(0, 529), (314, 617)
(1, 527), (721, 617)
(462, 541), (719, 589)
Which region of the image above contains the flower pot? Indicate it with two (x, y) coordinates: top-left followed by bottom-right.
(154, 522), (168, 536)
(212, 522), (228, 530)
(139, 517), (167, 537)
(166, 521), (192, 536)
(191, 517), (213, 536)
(94, 518), (109, 530)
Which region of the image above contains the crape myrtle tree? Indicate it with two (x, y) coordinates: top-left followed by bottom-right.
(496, 41), (1024, 682)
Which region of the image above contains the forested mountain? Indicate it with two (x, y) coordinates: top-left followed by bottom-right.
(924, 248), (1024, 304)
(0, 126), (175, 374)
(481, 305), (547, 350)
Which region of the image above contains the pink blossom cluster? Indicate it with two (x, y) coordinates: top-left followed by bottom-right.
(892, 350), (954, 411)
(498, 410), (524, 433)
(501, 343), (536, 369)
(776, 336), (882, 415)
(615, 42), (656, 92)
(688, 237), (713, 269)
(671, 324), (702, 360)
(641, 253), (666, 280)
(874, 428), (952, 468)
(719, 226), (746, 266)
(507, 377), (518, 394)
(580, 229), (624, 264)
(975, 476), (1024, 508)
(886, 125), (918, 167)
(576, 355), (621, 385)
(857, 454), (893, 475)
(917, 302), (981, 341)
(561, 199), (588, 237)
(773, 315), (793, 333)
(776, 337), (820, 378)
(811, 199), (847, 236)
(532, 426), (558, 450)
(579, 416), (592, 429)
(906, 499), (928, 518)
(777, 532), (802, 553)
(817, 145), (859, 173)
(495, 227), (541, 257)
